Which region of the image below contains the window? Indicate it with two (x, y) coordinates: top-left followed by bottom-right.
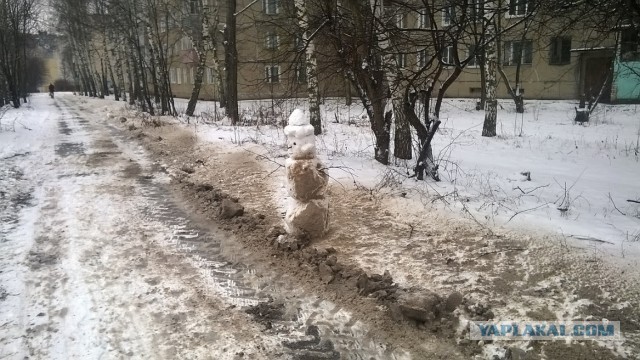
(170, 68), (176, 84)
(441, 46), (455, 65)
(417, 49), (427, 68)
(265, 33), (279, 49)
(469, 0), (483, 20)
(295, 63), (307, 84)
(468, 45), (479, 67)
(396, 53), (407, 68)
(176, 68), (182, 84)
(549, 37), (571, 65)
(189, 0), (200, 14)
(263, 0), (279, 15)
(503, 40), (532, 65)
(442, 2), (455, 26)
(621, 29), (640, 62)
(265, 65), (280, 83)
(508, 0), (531, 17)
(207, 68), (215, 84)
(181, 37), (192, 51)
(395, 13), (405, 28)
(418, 9), (429, 28)
(190, 68), (194, 84)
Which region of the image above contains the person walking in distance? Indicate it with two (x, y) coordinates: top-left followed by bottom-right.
(48, 83), (54, 98)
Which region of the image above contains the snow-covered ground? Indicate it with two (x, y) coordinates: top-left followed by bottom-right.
(169, 96), (640, 264)
(5, 93), (636, 359)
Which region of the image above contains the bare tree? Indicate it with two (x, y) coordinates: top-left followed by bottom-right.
(326, 0), (393, 164)
(0, 0), (38, 107)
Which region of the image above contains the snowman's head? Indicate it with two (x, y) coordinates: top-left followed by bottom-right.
(288, 108), (309, 126)
(285, 109), (317, 159)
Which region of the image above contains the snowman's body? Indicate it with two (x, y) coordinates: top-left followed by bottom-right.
(284, 109), (329, 237)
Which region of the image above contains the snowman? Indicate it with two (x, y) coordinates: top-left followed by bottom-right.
(283, 109), (329, 237)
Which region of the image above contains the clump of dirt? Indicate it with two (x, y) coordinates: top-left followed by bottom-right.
(0, 286), (8, 301)
(179, 164), (195, 174)
(219, 198), (244, 219)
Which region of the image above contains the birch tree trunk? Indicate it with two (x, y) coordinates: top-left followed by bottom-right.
(211, 53), (225, 107)
(99, 60), (107, 98)
(185, 4), (213, 117)
(482, 15), (498, 137)
(147, 27), (165, 112)
(203, 3), (226, 108)
(108, 54), (120, 100)
(126, 53), (135, 106)
(386, 60), (412, 160)
(141, 25), (161, 106)
(100, 35), (109, 98)
(294, 0), (322, 135)
(345, 80), (352, 106)
(148, 19), (173, 114)
(224, 0), (238, 124)
(114, 40), (127, 102)
(102, 34), (117, 99)
(392, 98), (412, 159)
(127, 43), (143, 108)
(132, 30), (155, 115)
(186, 51), (207, 116)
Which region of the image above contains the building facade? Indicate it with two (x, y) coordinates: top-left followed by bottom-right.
(145, 0), (639, 103)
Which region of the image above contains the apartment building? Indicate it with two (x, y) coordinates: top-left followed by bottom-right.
(164, 0), (637, 103)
